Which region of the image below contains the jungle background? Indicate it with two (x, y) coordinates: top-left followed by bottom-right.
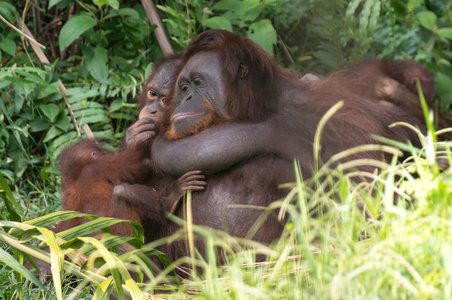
(1, 0), (452, 298)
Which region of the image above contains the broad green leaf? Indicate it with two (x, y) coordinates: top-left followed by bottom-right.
(30, 117), (51, 132)
(417, 11), (437, 30)
(247, 19), (277, 56)
(212, 0), (241, 11)
(38, 228), (63, 300)
(59, 15), (97, 51)
(48, 0), (62, 9)
(203, 16), (232, 31)
(368, 0), (381, 33)
(237, 0), (263, 24)
(346, 0), (363, 17)
(94, 277), (114, 299)
(48, 131), (79, 157)
(78, 114), (111, 125)
(15, 157), (29, 178)
(80, 237), (126, 298)
(123, 49), (149, 73)
(0, 2), (17, 23)
(435, 71), (452, 107)
(54, 115), (72, 132)
(74, 108), (108, 119)
(437, 28), (452, 40)
(14, 69), (48, 85)
(105, 8), (139, 20)
(110, 112), (136, 121)
(93, 0), (119, 10)
(43, 125), (64, 143)
(71, 101), (104, 111)
(39, 104), (60, 123)
(109, 99), (126, 113)
(25, 211), (90, 227)
(65, 87), (100, 104)
(0, 38), (16, 56)
(59, 218), (125, 241)
(86, 47), (109, 83)
(407, 0), (422, 11)
(0, 247), (49, 292)
(0, 172), (23, 220)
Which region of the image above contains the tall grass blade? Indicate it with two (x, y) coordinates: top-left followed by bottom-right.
(313, 100), (344, 173)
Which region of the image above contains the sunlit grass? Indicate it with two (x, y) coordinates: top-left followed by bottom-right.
(2, 91), (452, 298)
(1, 138), (452, 298)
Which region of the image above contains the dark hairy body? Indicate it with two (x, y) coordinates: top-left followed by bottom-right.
(30, 56), (207, 279)
(124, 30), (442, 266)
(152, 33), (432, 178)
(57, 55), (206, 236)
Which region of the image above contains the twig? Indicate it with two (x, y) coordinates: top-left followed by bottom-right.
(278, 34), (295, 65)
(18, 18), (93, 138)
(0, 14), (46, 49)
(140, 0), (174, 57)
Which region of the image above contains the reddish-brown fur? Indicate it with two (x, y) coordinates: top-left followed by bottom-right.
(148, 31), (448, 270)
(335, 59), (452, 137)
(165, 98), (218, 140)
(56, 139), (151, 236)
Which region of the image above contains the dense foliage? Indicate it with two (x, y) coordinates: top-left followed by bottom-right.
(0, 0), (452, 298)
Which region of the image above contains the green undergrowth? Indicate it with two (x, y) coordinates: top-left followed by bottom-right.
(1, 87), (451, 299)
(1, 121), (452, 299)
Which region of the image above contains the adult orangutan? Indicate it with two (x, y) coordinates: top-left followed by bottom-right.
(335, 59), (452, 137)
(30, 55), (208, 280)
(151, 30), (431, 177)
(115, 30), (437, 267)
(55, 54), (206, 238)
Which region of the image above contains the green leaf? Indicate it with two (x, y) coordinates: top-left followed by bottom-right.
(247, 19), (277, 56)
(48, 0), (62, 9)
(105, 7), (140, 20)
(93, 0), (119, 10)
(15, 157), (29, 178)
(346, 0), (363, 17)
(0, 172), (23, 220)
(437, 28), (452, 40)
(237, 0), (263, 24)
(38, 228), (64, 300)
(30, 117), (51, 132)
(25, 211), (87, 227)
(94, 277), (114, 299)
(0, 38), (16, 56)
(65, 87), (100, 104)
(39, 104), (59, 123)
(59, 15), (97, 51)
(435, 72), (452, 107)
(212, 0), (241, 11)
(203, 16), (232, 31)
(48, 131), (79, 157)
(78, 114), (111, 126)
(417, 11), (437, 30)
(43, 125), (64, 143)
(54, 115), (72, 132)
(86, 47), (109, 83)
(407, 0), (422, 11)
(0, 247), (48, 292)
(0, 2), (18, 23)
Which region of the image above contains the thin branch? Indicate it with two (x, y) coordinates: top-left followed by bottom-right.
(0, 14), (46, 49)
(140, 0), (174, 57)
(18, 18), (93, 138)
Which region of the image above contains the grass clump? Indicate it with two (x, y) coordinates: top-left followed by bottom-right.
(2, 119), (452, 299)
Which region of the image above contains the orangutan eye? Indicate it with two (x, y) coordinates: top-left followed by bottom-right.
(160, 97), (169, 106)
(194, 78), (201, 85)
(147, 89), (157, 98)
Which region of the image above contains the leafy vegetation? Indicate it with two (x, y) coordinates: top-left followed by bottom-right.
(0, 0), (452, 298)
